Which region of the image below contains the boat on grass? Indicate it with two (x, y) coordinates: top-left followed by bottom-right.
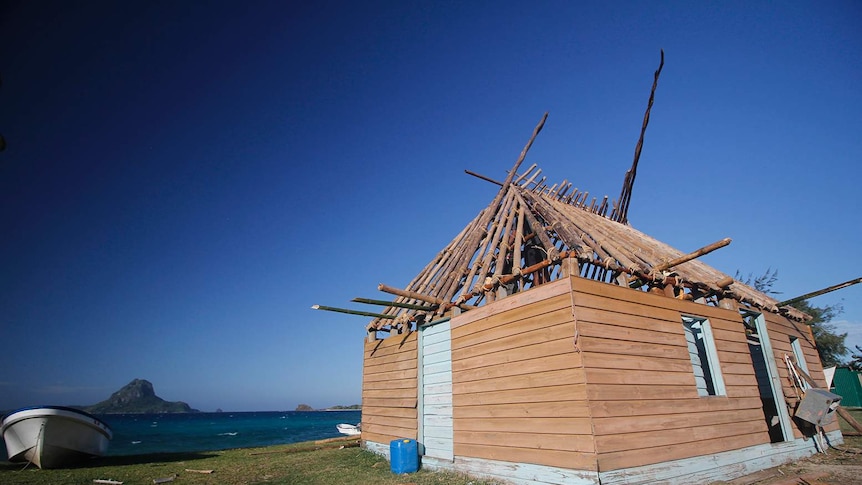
(336, 423), (360, 436)
(1, 406), (112, 469)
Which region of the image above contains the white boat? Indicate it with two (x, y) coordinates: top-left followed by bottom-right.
(1, 406), (113, 469)
(336, 423), (361, 436)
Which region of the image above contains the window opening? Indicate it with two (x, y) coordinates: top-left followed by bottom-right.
(682, 316), (726, 397)
(741, 310), (793, 443)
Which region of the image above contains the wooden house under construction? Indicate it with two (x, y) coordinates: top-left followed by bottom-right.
(321, 59), (842, 484)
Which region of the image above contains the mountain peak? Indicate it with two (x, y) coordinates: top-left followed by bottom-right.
(84, 379), (199, 414)
(114, 379), (156, 401)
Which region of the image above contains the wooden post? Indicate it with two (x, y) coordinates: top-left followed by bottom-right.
(718, 297), (740, 312)
(560, 256), (578, 278)
(652, 238), (732, 272)
(715, 276), (734, 289)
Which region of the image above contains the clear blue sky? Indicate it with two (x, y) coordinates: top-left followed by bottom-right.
(1, 1), (859, 412)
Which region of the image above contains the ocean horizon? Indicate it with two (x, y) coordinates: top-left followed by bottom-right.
(1, 410), (362, 460)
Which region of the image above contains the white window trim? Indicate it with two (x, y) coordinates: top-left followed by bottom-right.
(790, 337), (811, 389)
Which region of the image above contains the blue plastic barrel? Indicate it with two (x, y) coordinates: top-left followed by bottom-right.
(390, 438), (419, 473)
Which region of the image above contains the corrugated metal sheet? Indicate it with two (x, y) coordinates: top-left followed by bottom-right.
(832, 367), (862, 407)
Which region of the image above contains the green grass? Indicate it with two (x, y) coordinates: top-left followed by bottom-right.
(7, 419), (861, 485)
(838, 407), (862, 434)
(0, 439), (501, 485)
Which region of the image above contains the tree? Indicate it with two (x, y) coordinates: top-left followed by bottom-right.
(789, 299), (846, 367)
(734, 268), (780, 295)
(849, 346), (862, 372)
(737, 269), (847, 367)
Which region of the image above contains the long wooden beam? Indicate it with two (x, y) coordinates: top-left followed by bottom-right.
(778, 277), (862, 307)
(652, 237), (732, 273)
(378, 283), (444, 305)
(351, 297), (437, 311)
(311, 305), (394, 319)
(442, 112), (548, 305)
(615, 49), (664, 224)
(377, 283), (477, 310)
(464, 170), (503, 186)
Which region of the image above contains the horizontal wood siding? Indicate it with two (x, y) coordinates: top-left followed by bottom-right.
(572, 277), (772, 471)
(362, 332), (418, 445)
(761, 312), (841, 434)
(450, 279), (598, 471)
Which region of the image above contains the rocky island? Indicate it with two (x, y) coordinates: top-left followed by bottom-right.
(84, 379), (199, 414)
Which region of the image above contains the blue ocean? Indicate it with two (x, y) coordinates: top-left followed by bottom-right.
(0, 410), (361, 458)
(102, 411), (362, 456)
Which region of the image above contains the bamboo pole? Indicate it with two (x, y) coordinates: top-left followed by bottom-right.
(434, 210), (488, 303)
(442, 113), (548, 305)
(526, 191), (783, 314)
(351, 297), (437, 311)
(528, 191), (627, 267)
(378, 284), (445, 305)
(522, 169), (543, 189)
(311, 305), (395, 319)
(364, 219), (475, 328)
(778, 277), (862, 307)
(512, 190), (556, 256)
(616, 49), (664, 224)
(512, 203), (526, 291)
(456, 214), (499, 303)
(578, 191), (588, 208)
(651, 238), (732, 272)
(513, 163), (537, 185)
(418, 207), (487, 307)
(494, 198), (520, 278)
(557, 182), (572, 200)
(444, 243), (732, 312)
(464, 170), (503, 186)
(475, 190), (517, 284)
(377, 283), (476, 310)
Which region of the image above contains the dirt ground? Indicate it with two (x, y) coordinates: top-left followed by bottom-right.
(716, 435), (862, 485)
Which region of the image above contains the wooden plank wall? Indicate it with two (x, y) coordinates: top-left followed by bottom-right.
(761, 312), (841, 435)
(449, 279), (597, 472)
(361, 332), (418, 446)
(572, 277), (773, 472)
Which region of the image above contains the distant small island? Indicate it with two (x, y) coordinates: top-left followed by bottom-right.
(82, 379), (200, 414)
(294, 404), (361, 411)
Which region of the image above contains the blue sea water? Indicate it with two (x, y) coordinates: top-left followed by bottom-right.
(99, 410), (362, 456)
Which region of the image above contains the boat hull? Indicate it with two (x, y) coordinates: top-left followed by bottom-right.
(1, 406), (112, 469)
(336, 423), (361, 436)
